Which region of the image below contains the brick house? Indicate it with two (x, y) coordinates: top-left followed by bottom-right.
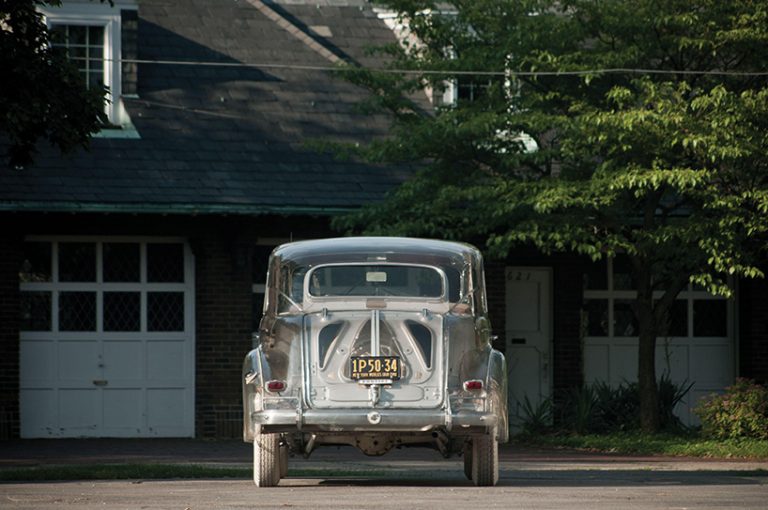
(1, 0), (766, 439)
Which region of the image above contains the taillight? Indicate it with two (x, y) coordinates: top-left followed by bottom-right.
(265, 380), (286, 393)
(463, 380), (483, 391)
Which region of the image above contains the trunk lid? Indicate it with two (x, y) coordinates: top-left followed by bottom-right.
(303, 309), (445, 409)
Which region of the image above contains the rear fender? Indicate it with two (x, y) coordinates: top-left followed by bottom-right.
(486, 349), (509, 443)
(242, 347), (270, 441)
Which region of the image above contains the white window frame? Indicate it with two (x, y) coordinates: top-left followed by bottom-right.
(40, 1), (137, 130)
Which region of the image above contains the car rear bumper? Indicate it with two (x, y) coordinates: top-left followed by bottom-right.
(251, 407), (499, 433)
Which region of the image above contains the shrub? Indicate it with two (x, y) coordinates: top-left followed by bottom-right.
(658, 374), (694, 432)
(559, 375), (692, 434)
(694, 378), (768, 440)
(519, 395), (553, 435)
(591, 380), (640, 432)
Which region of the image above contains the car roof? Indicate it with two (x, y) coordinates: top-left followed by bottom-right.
(272, 237), (481, 269)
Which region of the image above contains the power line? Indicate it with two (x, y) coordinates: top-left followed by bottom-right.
(98, 57), (768, 77)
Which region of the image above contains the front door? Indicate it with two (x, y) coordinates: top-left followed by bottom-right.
(505, 267), (552, 429)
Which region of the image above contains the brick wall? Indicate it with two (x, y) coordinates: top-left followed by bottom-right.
(484, 259), (507, 352)
(193, 234), (254, 438)
(739, 276), (768, 384)
(551, 259), (584, 394)
(0, 236), (22, 439)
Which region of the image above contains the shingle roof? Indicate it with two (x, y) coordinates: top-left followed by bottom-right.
(0, 0), (412, 215)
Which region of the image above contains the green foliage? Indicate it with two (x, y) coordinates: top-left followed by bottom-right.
(519, 395), (553, 435)
(556, 375), (692, 434)
(695, 378), (768, 440)
(0, 0), (107, 168)
(334, 0), (768, 287)
(523, 431), (768, 459)
(564, 385), (597, 435)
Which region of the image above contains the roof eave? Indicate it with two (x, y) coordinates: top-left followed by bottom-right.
(0, 201), (356, 216)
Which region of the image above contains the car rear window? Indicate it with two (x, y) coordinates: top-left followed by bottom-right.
(308, 265), (444, 298)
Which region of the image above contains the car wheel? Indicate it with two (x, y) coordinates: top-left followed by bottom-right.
(253, 428), (280, 487)
(471, 431), (499, 487)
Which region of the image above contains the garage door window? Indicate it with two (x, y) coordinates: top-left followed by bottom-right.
(148, 292), (184, 331)
(582, 256), (729, 339)
(20, 291), (51, 331)
(59, 242), (96, 282)
(103, 243), (140, 282)
(19, 241), (187, 332)
(104, 291), (140, 331)
(59, 291), (97, 331)
(148, 243), (184, 282)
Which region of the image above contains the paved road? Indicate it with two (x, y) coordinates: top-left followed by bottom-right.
(3, 459), (767, 510)
(2, 442), (767, 509)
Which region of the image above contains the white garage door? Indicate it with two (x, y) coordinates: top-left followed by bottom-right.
(19, 237), (195, 438)
(581, 257), (734, 424)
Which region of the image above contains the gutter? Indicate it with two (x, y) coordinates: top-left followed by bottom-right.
(0, 201), (356, 216)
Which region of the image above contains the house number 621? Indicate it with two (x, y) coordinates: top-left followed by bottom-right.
(509, 271), (532, 281)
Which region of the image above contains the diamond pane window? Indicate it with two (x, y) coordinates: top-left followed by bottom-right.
(614, 299), (638, 337)
(148, 292), (184, 331)
(59, 242), (96, 282)
(583, 299), (608, 336)
(104, 292), (140, 331)
(658, 299), (687, 337)
(59, 291), (96, 331)
(20, 291), (52, 331)
(20, 242), (52, 283)
(147, 244), (184, 283)
(103, 243), (140, 282)
(693, 300), (727, 337)
(50, 25), (105, 91)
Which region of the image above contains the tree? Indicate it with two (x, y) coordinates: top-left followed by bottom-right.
(334, 0), (768, 431)
(0, 0), (106, 169)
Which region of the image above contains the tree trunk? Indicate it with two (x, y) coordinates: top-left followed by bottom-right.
(632, 248), (661, 433)
(637, 313), (660, 432)
(636, 285), (660, 432)
(632, 247), (690, 433)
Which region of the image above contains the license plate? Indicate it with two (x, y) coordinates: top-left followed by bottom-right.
(350, 356), (401, 381)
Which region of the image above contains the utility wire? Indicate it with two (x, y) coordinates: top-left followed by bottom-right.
(95, 57), (768, 77)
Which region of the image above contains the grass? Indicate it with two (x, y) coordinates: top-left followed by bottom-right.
(0, 464), (387, 482)
(520, 431), (768, 459)
(0, 464), (248, 482)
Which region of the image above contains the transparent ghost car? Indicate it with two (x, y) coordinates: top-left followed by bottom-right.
(243, 237), (508, 486)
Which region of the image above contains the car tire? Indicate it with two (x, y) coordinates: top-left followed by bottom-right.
(471, 431), (499, 487)
(253, 428), (281, 487)
(463, 441), (473, 481)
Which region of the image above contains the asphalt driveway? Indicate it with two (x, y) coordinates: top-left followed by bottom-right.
(1, 440), (766, 509)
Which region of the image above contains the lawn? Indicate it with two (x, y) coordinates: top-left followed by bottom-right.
(519, 431), (768, 459)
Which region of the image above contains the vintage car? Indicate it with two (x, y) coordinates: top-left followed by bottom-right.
(242, 237), (508, 486)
